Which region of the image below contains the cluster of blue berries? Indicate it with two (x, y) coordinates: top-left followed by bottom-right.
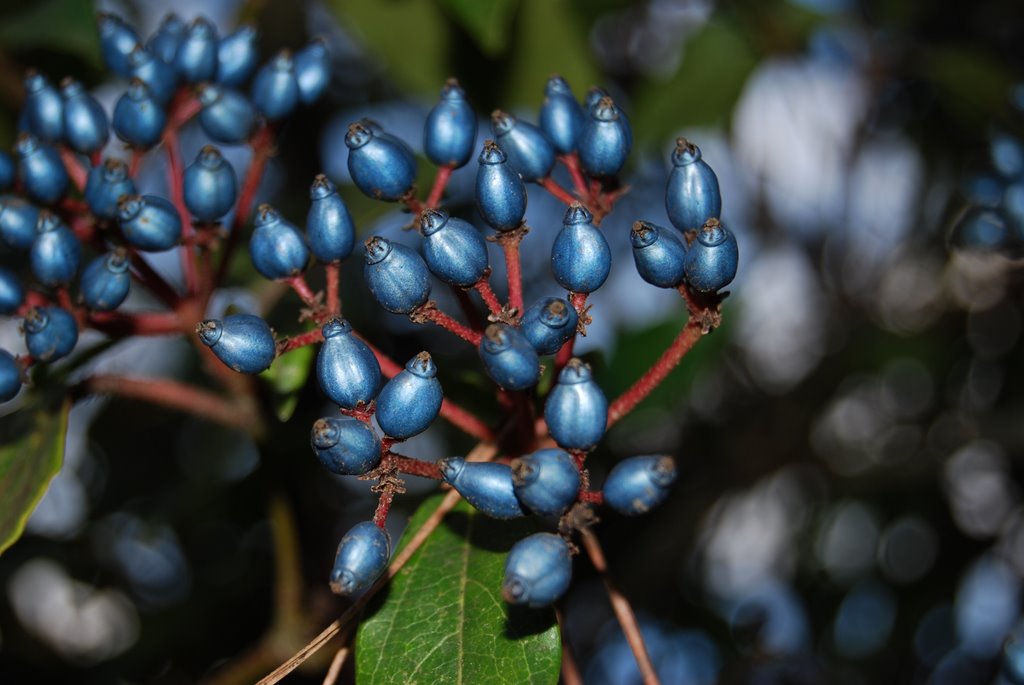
(0, 12), (329, 404)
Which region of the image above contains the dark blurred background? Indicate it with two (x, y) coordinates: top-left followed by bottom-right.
(1, 0), (1023, 683)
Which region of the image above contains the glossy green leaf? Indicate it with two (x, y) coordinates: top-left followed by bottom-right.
(0, 399), (70, 555)
(439, 0), (519, 56)
(356, 494), (560, 685)
(0, 0), (101, 67)
(260, 344), (314, 421)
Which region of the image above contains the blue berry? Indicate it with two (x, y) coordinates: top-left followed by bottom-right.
(475, 140), (527, 231)
(666, 138), (722, 232)
(316, 318), (381, 409)
(311, 416), (382, 476)
(118, 194), (182, 251)
(252, 51), (300, 121)
(578, 96), (631, 178)
(363, 236), (432, 314)
(438, 457), (526, 519)
(684, 218), (738, 293)
(0, 152), (13, 190)
(197, 84), (256, 144)
(1004, 621), (1024, 685)
(539, 75), (584, 155)
(950, 206), (1010, 251)
(23, 306), (78, 362)
(96, 13), (140, 77)
(329, 521), (390, 596)
(491, 110), (555, 182)
(197, 313), (276, 374)
(544, 358), (607, 451)
(375, 352), (443, 439)
(84, 158), (136, 220)
(345, 122), (417, 202)
(294, 39), (331, 105)
(306, 175), (355, 263)
(175, 17), (219, 83)
(60, 78), (109, 155)
(520, 296), (578, 355)
(0, 267), (25, 314)
(511, 448), (580, 516)
(146, 13), (185, 65)
(424, 78), (477, 168)
(0, 196), (41, 250)
(249, 204), (310, 280)
(631, 220), (687, 288)
(603, 455), (677, 516)
(30, 211), (81, 287)
(216, 25), (258, 87)
(551, 203), (611, 294)
(183, 145), (237, 222)
(479, 323), (540, 390)
(80, 249), (131, 311)
(16, 133), (69, 205)
(128, 45), (178, 105)
(22, 71), (64, 143)
(502, 533), (572, 607)
(113, 79), (168, 148)
(991, 131), (1024, 179)
(419, 208), (489, 287)
(0, 350), (21, 402)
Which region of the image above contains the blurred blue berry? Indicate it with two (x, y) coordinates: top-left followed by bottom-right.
(479, 323), (540, 391)
(424, 78), (477, 168)
(0, 267), (25, 314)
(84, 158), (136, 220)
(491, 109), (555, 182)
(175, 17), (219, 83)
(539, 75), (584, 155)
(604, 455), (677, 516)
(16, 133), (69, 205)
(197, 84), (256, 144)
(80, 249), (131, 311)
(22, 71), (64, 143)
(30, 211), (80, 287)
(113, 79), (168, 148)
(0, 350), (21, 402)
(294, 39), (331, 105)
(96, 12), (139, 77)
(502, 532), (572, 607)
(216, 25), (258, 87)
(252, 51), (300, 121)
(0, 152), (13, 190)
(146, 13), (185, 65)
(0, 196), (41, 250)
(60, 79), (109, 155)
(118, 194), (182, 251)
(128, 45), (178, 105)
(23, 306), (78, 362)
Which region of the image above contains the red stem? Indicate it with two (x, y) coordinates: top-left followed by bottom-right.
(497, 232), (525, 314)
(128, 148), (143, 177)
(373, 489), (397, 529)
(90, 150), (102, 167)
(388, 453), (443, 480)
(286, 275), (320, 309)
(554, 336), (575, 374)
(415, 305), (482, 346)
(539, 176), (578, 206)
(559, 153), (590, 202)
(579, 490), (604, 505)
(162, 126), (199, 295)
(402, 194), (425, 216)
(425, 165), (453, 209)
(451, 286), (484, 332)
(325, 262), (341, 316)
(88, 311), (186, 337)
(472, 278), (503, 317)
(128, 251), (181, 307)
(606, 320), (703, 427)
(215, 124), (274, 285)
(59, 147), (87, 192)
(276, 328), (324, 355)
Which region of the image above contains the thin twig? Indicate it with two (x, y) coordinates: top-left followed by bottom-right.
(321, 645), (350, 685)
(556, 607), (583, 685)
(579, 528), (660, 685)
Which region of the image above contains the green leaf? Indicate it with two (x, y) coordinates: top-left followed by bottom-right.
(0, 0), (101, 67)
(0, 399), (70, 555)
(356, 494), (561, 684)
(260, 344), (314, 421)
(438, 0), (519, 56)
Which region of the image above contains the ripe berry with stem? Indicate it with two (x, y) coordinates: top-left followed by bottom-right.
(491, 109), (555, 182)
(30, 211), (80, 287)
(419, 208), (489, 288)
(438, 457), (526, 519)
(118, 194), (182, 251)
(80, 249), (131, 311)
(113, 79), (168, 148)
(316, 318), (382, 410)
(684, 218), (738, 293)
(375, 352), (443, 440)
(666, 137), (722, 232)
(249, 204), (310, 280)
(84, 158), (136, 220)
(196, 314), (276, 374)
(545, 358), (608, 451)
(502, 533), (573, 608)
(511, 448), (580, 516)
(475, 140), (527, 232)
(519, 296), (578, 356)
(16, 133), (69, 205)
(330, 521), (390, 596)
(363, 236), (432, 315)
(183, 145), (237, 222)
(345, 122), (417, 202)
(424, 78), (477, 168)
(311, 416), (382, 476)
(306, 175), (355, 264)
(551, 203), (611, 294)
(23, 306), (78, 362)
(60, 78), (109, 155)
(479, 323), (540, 391)
(604, 455), (677, 516)
(630, 220), (687, 288)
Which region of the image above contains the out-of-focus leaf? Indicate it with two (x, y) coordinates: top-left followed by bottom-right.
(632, 21), (757, 142)
(260, 344), (314, 421)
(356, 494), (560, 684)
(0, 0), (100, 67)
(922, 46), (1016, 127)
(439, 0), (519, 56)
(0, 399), (69, 555)
(328, 0), (450, 96)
